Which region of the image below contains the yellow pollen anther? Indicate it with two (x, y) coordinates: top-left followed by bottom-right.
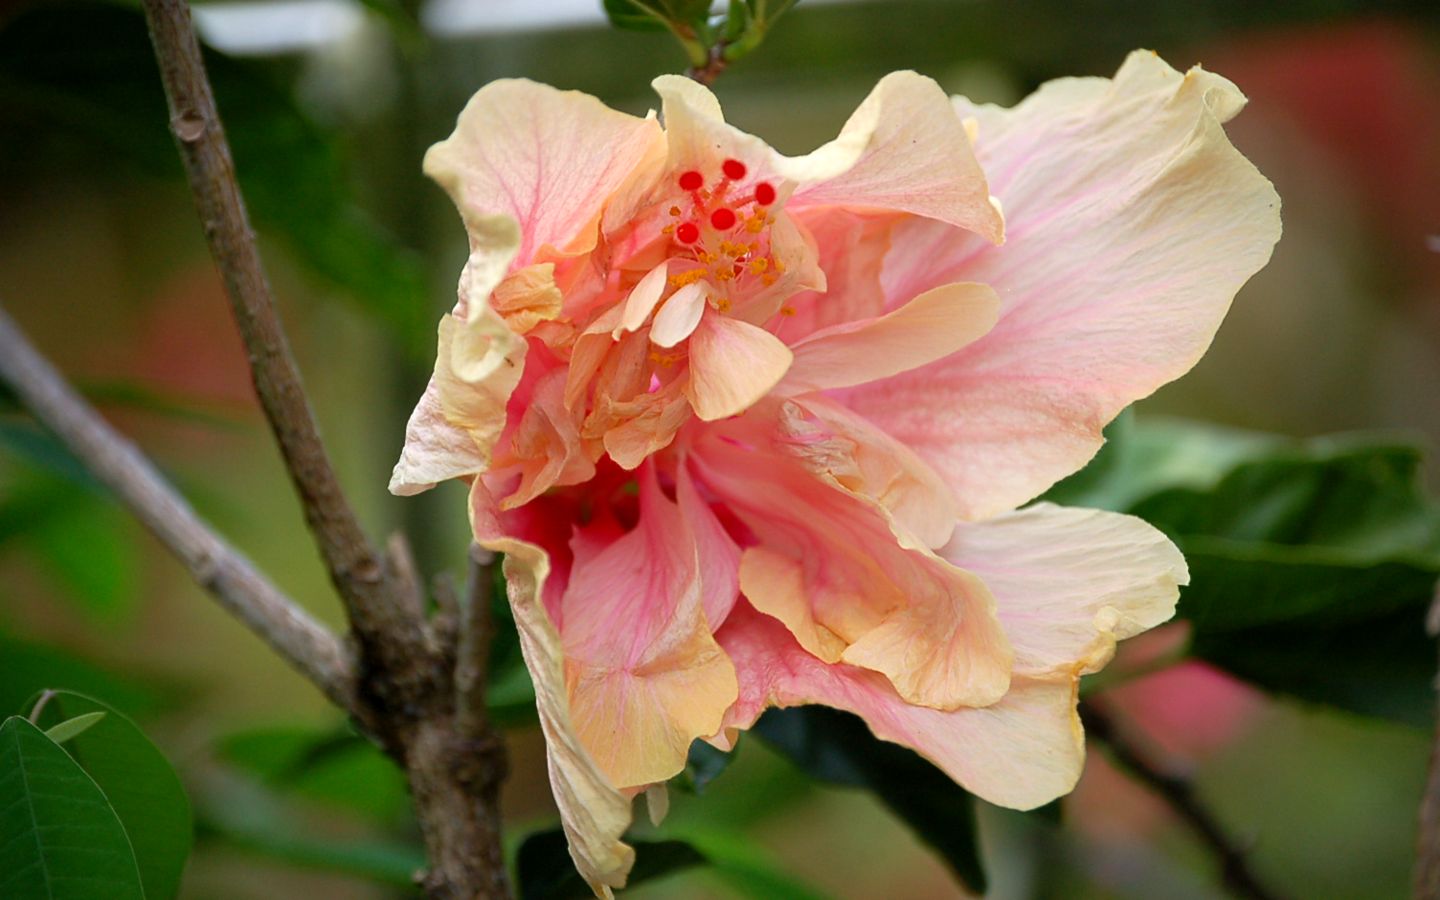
(668, 270), (706, 288)
(669, 206), (681, 216)
(661, 224), (675, 235)
(745, 217), (766, 234)
(716, 297), (732, 312)
(648, 350), (682, 367)
(780, 305), (797, 316)
(748, 258), (769, 274)
(761, 274), (778, 286)
(715, 269), (735, 282)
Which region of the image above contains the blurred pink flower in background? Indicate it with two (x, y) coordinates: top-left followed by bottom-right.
(392, 51), (1280, 895)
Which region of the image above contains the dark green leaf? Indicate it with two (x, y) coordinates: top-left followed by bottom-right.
(677, 737), (734, 794)
(32, 692), (193, 900)
(0, 3), (431, 355)
(754, 706), (986, 894)
(215, 723), (409, 822)
(0, 716), (145, 899)
(602, 0), (713, 32)
(517, 828), (704, 899)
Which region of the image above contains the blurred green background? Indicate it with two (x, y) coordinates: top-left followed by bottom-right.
(2, 1), (1439, 897)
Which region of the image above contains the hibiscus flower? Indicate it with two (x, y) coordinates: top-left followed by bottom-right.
(392, 50), (1280, 896)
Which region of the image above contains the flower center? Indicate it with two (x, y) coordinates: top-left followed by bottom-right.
(659, 158), (784, 313)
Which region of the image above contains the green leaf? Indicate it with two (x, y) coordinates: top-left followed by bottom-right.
(214, 723), (410, 822)
(43, 711), (107, 745)
(518, 829), (705, 899)
(602, 0), (713, 33)
(0, 3), (432, 355)
(754, 706), (987, 894)
(0, 716), (146, 899)
(1058, 418), (1440, 725)
(32, 692), (193, 900)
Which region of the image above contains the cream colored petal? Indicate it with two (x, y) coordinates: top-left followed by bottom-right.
(778, 282), (999, 395)
(468, 482), (633, 897)
(942, 503), (1186, 678)
(616, 260), (671, 336)
(649, 281), (709, 349)
(841, 51), (1282, 518)
(685, 312), (794, 421)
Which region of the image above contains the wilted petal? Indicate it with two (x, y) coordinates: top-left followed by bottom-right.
(685, 312), (794, 421)
(778, 281), (999, 395)
(559, 467), (738, 789)
(389, 312), (525, 496)
(942, 503), (1186, 678)
(841, 51), (1282, 518)
(718, 603), (1083, 810)
(469, 482), (634, 897)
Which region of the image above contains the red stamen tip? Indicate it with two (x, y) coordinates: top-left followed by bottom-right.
(710, 208), (737, 230)
(678, 170), (704, 191)
(754, 182), (777, 206)
(675, 222), (700, 244)
(722, 159), (747, 180)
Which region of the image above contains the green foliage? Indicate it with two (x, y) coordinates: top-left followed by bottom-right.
(677, 737), (735, 794)
(214, 723), (410, 822)
(1057, 418), (1440, 726)
(601, 0), (801, 68)
(0, 2), (432, 356)
(30, 692), (194, 900)
(754, 706), (987, 894)
(0, 632), (157, 720)
(43, 711), (107, 744)
(0, 716), (147, 899)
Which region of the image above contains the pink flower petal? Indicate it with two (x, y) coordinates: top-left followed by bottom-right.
(778, 281), (999, 395)
(942, 503), (1186, 678)
(558, 466), (738, 789)
(685, 311), (794, 421)
(840, 51), (1282, 518)
(717, 603), (1084, 810)
(649, 281), (709, 348)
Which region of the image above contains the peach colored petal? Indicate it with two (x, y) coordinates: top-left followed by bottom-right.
(774, 396), (959, 551)
(685, 312), (794, 421)
(559, 468), (738, 789)
(425, 79), (666, 267)
(692, 435), (1011, 710)
(717, 603), (1084, 810)
(778, 209), (896, 339)
(389, 312), (525, 496)
(468, 482), (634, 897)
(498, 369), (595, 508)
(492, 263), (563, 334)
(649, 281), (709, 348)
(942, 503), (1186, 678)
(596, 379), (691, 470)
(778, 281), (999, 395)
(840, 51), (1282, 518)
(676, 465), (742, 629)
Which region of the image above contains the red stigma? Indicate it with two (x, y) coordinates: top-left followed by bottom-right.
(710, 208), (737, 230)
(675, 222), (700, 244)
(678, 170), (704, 191)
(722, 159), (747, 180)
(754, 182), (777, 206)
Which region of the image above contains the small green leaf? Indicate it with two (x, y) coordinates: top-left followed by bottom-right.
(43, 711), (107, 744)
(754, 706), (987, 894)
(32, 692), (193, 900)
(0, 716), (146, 899)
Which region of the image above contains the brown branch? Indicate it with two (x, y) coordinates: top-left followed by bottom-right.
(1080, 698), (1285, 900)
(0, 304), (358, 717)
(685, 41), (729, 86)
(1413, 595), (1440, 899)
(455, 544), (497, 737)
(138, 0), (428, 688)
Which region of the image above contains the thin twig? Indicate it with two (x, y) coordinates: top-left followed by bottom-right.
(455, 545), (496, 737)
(1080, 698), (1285, 900)
(1412, 594), (1440, 899)
(685, 42), (729, 86)
(0, 305), (359, 716)
(139, 0), (428, 679)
